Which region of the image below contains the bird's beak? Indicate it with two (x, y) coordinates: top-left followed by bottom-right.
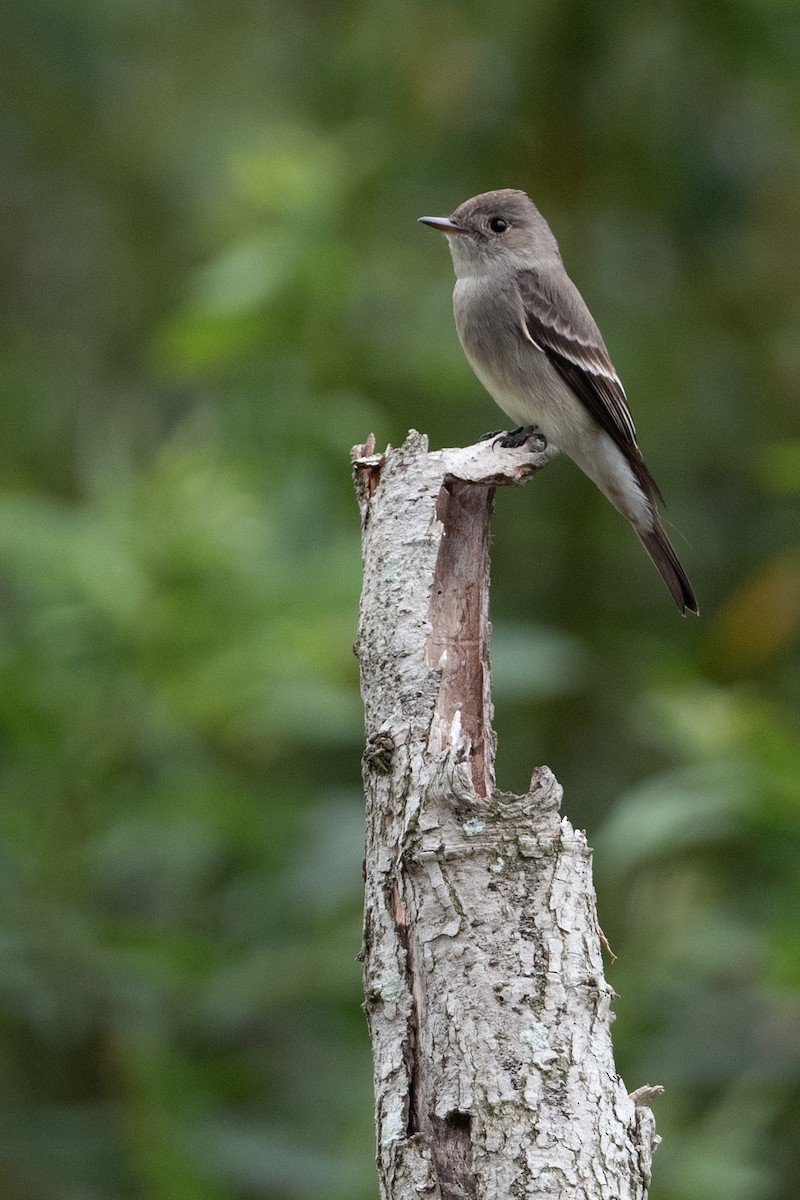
(417, 216), (468, 235)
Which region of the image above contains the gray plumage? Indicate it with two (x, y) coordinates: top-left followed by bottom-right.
(419, 188), (698, 615)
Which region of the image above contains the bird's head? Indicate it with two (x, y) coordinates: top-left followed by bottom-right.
(418, 189), (561, 278)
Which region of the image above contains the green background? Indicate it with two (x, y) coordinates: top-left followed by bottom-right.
(2, 1), (799, 1197)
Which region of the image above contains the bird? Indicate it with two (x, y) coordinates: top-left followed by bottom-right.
(418, 188), (698, 615)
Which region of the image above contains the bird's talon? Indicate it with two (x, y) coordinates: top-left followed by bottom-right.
(488, 424), (546, 451)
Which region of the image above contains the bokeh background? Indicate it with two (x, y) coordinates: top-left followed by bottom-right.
(2, 1), (799, 1197)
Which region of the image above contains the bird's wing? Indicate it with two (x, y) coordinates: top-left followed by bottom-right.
(516, 268), (663, 503)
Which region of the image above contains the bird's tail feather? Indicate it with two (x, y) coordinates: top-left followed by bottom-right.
(635, 516), (699, 616)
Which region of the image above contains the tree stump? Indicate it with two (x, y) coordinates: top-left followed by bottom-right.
(352, 430), (661, 1200)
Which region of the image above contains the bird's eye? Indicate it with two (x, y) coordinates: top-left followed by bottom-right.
(489, 217), (508, 233)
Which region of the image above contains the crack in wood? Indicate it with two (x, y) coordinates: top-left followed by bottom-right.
(429, 1111), (478, 1200)
(426, 480), (496, 797)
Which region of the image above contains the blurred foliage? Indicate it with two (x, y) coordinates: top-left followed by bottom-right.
(0, 0), (798, 1197)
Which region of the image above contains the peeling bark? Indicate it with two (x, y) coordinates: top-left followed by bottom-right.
(353, 430), (661, 1200)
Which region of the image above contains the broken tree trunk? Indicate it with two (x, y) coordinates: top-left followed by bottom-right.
(352, 430), (661, 1200)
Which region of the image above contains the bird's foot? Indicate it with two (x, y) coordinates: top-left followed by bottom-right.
(480, 424), (547, 451)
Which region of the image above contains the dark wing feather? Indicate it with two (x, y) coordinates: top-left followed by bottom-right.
(516, 268), (664, 505)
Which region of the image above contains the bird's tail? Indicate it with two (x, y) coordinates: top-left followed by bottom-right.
(635, 514), (699, 616)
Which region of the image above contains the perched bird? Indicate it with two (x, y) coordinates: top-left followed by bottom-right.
(419, 189), (698, 615)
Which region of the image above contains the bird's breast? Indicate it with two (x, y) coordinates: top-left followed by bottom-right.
(452, 277), (589, 444)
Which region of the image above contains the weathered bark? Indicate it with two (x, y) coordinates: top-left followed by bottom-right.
(352, 430), (661, 1200)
